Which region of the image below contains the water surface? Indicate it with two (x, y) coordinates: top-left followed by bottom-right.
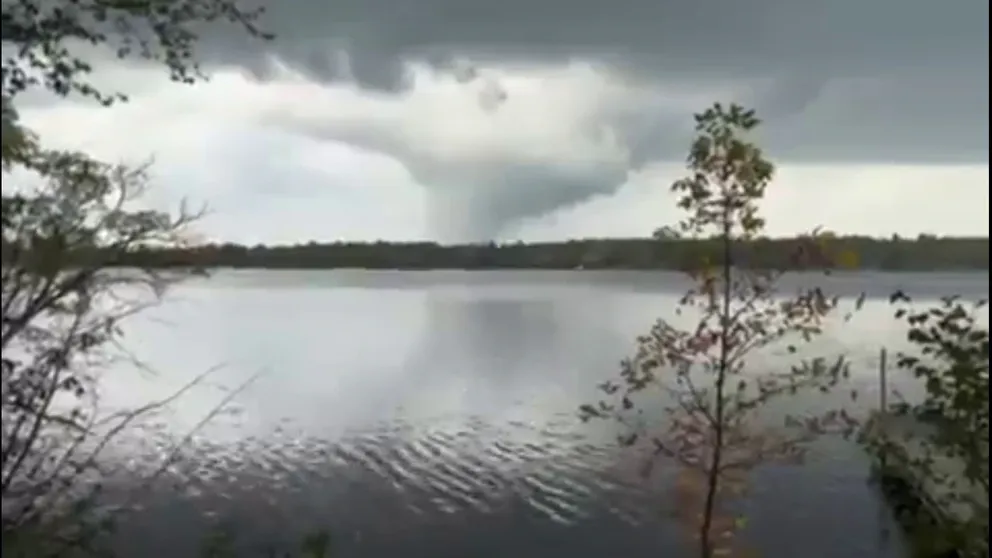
(100, 270), (988, 557)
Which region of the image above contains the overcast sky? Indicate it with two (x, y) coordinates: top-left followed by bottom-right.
(11, 0), (990, 243)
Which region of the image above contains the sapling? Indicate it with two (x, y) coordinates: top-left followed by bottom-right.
(580, 103), (861, 558)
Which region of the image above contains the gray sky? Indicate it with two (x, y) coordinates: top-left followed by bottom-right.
(11, 0), (990, 242)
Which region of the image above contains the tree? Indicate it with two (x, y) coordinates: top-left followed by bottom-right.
(2, 0), (272, 106)
(579, 103), (861, 558)
(87, 236), (991, 271)
(864, 293), (989, 557)
(2, 0), (273, 554)
(1, 138), (205, 557)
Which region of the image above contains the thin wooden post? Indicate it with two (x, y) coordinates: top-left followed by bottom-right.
(879, 347), (888, 412)
(878, 347), (888, 471)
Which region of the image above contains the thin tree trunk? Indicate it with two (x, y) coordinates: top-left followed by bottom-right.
(699, 209), (733, 558)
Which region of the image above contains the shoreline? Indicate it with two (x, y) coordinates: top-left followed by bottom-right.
(120, 266), (990, 273)
(862, 412), (986, 558)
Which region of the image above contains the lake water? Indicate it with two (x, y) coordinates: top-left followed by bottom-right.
(97, 270), (988, 558)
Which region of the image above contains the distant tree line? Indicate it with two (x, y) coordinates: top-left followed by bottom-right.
(88, 234), (989, 271)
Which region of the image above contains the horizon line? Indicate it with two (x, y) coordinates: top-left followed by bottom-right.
(188, 233), (991, 248)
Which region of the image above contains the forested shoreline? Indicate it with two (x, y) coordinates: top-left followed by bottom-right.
(112, 235), (990, 271)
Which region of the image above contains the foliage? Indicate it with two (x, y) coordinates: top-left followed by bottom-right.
(2, 0), (273, 555)
(94, 235), (989, 271)
(1, 142), (201, 555)
(865, 293), (989, 557)
(579, 103), (861, 558)
(2, 0), (272, 106)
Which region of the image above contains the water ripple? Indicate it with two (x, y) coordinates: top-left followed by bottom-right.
(100, 397), (910, 558)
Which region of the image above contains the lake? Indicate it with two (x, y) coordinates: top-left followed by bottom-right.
(96, 270), (988, 557)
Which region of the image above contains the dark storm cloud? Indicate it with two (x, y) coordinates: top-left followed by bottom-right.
(222, 0), (986, 240)
(213, 0), (983, 83)
(199, 0), (988, 163)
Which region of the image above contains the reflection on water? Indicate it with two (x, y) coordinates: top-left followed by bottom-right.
(98, 271), (988, 557)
